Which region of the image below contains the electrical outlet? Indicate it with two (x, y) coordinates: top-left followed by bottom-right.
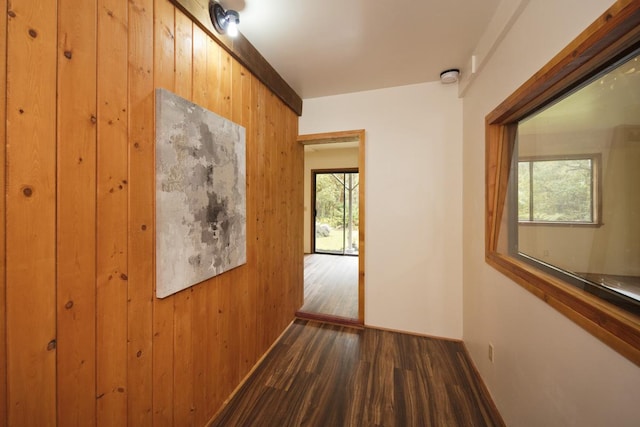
(488, 343), (495, 363)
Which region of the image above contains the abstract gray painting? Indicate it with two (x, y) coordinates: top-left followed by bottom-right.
(155, 88), (246, 298)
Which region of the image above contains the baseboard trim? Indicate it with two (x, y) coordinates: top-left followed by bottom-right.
(206, 319), (295, 426)
(460, 343), (506, 427)
(364, 324), (463, 343)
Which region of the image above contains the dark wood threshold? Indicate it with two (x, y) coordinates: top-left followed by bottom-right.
(169, 0), (303, 116)
(295, 311), (364, 329)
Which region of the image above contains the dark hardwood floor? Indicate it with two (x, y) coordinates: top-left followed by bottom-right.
(300, 254), (358, 319)
(211, 320), (503, 427)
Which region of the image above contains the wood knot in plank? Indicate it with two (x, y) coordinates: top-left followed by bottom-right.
(141, 224), (147, 231)
(65, 301), (74, 309)
(22, 186), (33, 197)
(28, 28), (38, 38)
(120, 273), (128, 281)
(136, 350), (143, 358)
(163, 25), (174, 40)
(64, 50), (72, 59)
(117, 387), (125, 393)
(90, 115), (97, 124)
(8, 10), (16, 18)
(47, 339), (57, 351)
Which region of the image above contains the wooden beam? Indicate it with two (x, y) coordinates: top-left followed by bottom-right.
(169, 0), (303, 116)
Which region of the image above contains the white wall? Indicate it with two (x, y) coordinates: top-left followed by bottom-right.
(462, 0), (640, 426)
(300, 82), (463, 339)
(303, 147), (359, 253)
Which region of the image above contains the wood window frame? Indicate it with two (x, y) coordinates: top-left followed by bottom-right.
(516, 154), (602, 227)
(485, 0), (640, 366)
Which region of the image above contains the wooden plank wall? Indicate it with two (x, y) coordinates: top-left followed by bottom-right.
(0, 0), (6, 424)
(1, 0), (304, 425)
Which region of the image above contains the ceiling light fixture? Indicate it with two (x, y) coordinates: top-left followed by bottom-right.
(440, 69), (460, 84)
(210, 1), (240, 37)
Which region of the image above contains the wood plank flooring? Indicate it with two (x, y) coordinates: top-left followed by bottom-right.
(211, 320), (504, 427)
(300, 254), (358, 319)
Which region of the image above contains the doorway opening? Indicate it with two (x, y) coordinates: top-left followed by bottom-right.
(296, 130), (365, 326)
(313, 169), (359, 256)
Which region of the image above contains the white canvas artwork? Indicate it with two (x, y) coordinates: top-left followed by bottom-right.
(155, 88), (246, 298)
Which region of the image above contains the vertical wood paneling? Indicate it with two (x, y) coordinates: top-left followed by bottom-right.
(173, 11), (195, 424)
(151, 0), (176, 424)
(5, 1), (58, 425)
(190, 24), (213, 427)
(269, 98), (282, 327)
(56, 0), (97, 424)
(213, 47), (238, 404)
(204, 35), (224, 419)
(127, 0), (154, 425)
(229, 62), (249, 384)
(247, 78), (270, 354)
(3, 0), (303, 424)
(215, 50), (232, 117)
(0, 0), (7, 423)
(96, 0), (129, 425)
(262, 90), (278, 351)
(232, 61), (257, 376)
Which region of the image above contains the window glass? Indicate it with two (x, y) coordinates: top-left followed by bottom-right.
(506, 51), (640, 312)
(518, 157), (596, 223)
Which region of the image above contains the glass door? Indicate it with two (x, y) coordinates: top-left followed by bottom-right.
(313, 169), (359, 255)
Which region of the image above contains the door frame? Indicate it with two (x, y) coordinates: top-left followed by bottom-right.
(298, 129), (366, 324)
(311, 167), (359, 256)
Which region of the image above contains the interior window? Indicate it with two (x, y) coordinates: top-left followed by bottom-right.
(485, 3), (640, 366)
(504, 50), (640, 313)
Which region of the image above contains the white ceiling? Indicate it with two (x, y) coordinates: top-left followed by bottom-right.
(223, 0), (500, 99)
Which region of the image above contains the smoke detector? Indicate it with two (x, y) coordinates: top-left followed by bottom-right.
(440, 69), (460, 84)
